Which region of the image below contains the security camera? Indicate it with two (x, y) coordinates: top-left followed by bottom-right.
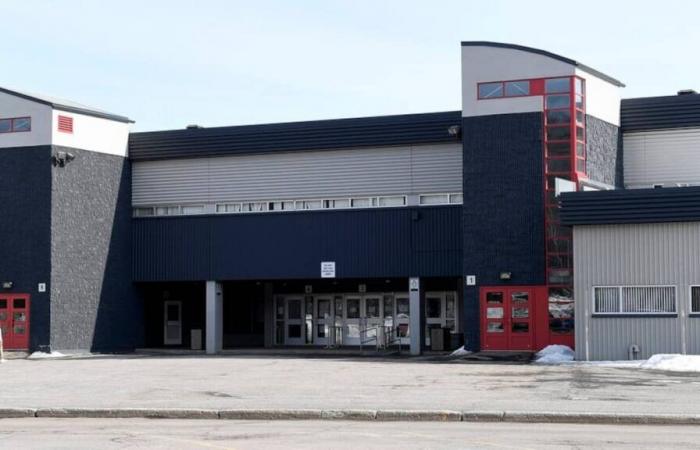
(52, 151), (76, 167)
(447, 125), (461, 137)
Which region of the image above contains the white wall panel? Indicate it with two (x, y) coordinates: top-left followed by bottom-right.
(52, 110), (130, 157)
(132, 143), (463, 206)
(623, 127), (700, 188)
(0, 91), (52, 148)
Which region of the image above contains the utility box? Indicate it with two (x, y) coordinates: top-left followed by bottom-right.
(191, 329), (202, 350)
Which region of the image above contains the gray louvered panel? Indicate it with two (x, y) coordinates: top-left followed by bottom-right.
(132, 144), (462, 206)
(574, 222), (700, 360)
(624, 127), (700, 188)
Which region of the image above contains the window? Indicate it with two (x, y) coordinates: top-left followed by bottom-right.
(0, 117), (31, 133)
(546, 126), (571, 141)
(216, 203), (241, 213)
(295, 200), (322, 210)
(350, 197), (373, 208)
(505, 81), (530, 97)
(324, 199), (350, 209)
(377, 196), (406, 207)
(181, 205), (205, 215)
(133, 207), (154, 217)
(546, 95), (570, 109)
(478, 82), (503, 99)
(691, 287), (700, 313)
(546, 110), (571, 125)
(58, 115), (73, 133)
(545, 78), (570, 93)
(593, 286), (676, 315)
(419, 194), (449, 205)
(269, 201), (294, 211)
(449, 193), (463, 204)
(155, 206), (180, 216)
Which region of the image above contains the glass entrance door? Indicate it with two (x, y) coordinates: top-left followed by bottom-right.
(480, 287), (534, 351)
(163, 300), (182, 346)
(314, 297), (332, 346)
(343, 296), (362, 345)
(285, 298), (304, 345)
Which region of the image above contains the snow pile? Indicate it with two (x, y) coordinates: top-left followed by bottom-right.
(640, 354), (700, 373)
(450, 346), (472, 357)
(27, 351), (66, 360)
(534, 345), (574, 364)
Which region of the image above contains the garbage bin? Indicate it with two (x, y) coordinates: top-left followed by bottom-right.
(191, 329), (202, 350)
(430, 327), (446, 351)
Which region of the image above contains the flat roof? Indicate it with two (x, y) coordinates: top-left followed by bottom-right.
(129, 111), (462, 161)
(461, 41), (625, 87)
(621, 93), (700, 132)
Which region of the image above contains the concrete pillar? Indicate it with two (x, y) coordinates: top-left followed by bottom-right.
(263, 282), (274, 348)
(409, 277), (422, 355)
(205, 281), (223, 354)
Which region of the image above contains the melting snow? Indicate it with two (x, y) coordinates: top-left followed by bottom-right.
(639, 354), (700, 373)
(450, 346), (472, 357)
(27, 351), (66, 360)
(533, 345), (575, 364)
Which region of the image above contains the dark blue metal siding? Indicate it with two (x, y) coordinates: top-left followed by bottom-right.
(133, 206), (462, 282)
(621, 94), (700, 132)
(128, 111), (462, 161)
(461, 113), (546, 350)
(560, 186), (700, 225)
(0, 146), (52, 350)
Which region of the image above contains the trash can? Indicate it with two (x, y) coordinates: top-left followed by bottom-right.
(191, 329), (202, 350)
(430, 327), (446, 351)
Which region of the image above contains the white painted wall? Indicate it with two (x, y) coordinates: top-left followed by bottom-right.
(0, 91), (52, 148)
(623, 127), (700, 188)
(575, 68), (621, 126)
(461, 45), (574, 117)
(51, 109), (130, 157)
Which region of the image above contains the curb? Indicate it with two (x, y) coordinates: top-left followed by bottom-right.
(1, 408), (698, 425)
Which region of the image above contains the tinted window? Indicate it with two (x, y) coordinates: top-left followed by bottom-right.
(0, 119), (10, 133)
(545, 78), (570, 93)
(546, 95), (570, 109)
(547, 126), (571, 141)
(478, 82), (503, 99)
(505, 81), (530, 97)
(546, 110), (571, 125)
(12, 118), (30, 132)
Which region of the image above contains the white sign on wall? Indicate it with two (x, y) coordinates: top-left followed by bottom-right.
(409, 277), (420, 292)
(321, 261), (336, 278)
(38, 283), (46, 293)
(466, 276), (476, 286)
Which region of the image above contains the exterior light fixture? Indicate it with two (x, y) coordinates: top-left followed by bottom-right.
(2, 281), (13, 289)
(499, 272), (512, 280)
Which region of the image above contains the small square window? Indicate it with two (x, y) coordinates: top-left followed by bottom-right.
(546, 110), (571, 125)
(505, 81), (530, 97)
(478, 82), (503, 99)
(546, 126), (571, 141)
(692, 287), (700, 313)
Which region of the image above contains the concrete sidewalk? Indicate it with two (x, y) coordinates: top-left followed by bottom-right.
(1, 354), (699, 423)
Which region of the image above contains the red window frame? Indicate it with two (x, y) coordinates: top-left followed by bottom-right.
(0, 116), (32, 134)
(57, 115), (74, 134)
(477, 78), (539, 100)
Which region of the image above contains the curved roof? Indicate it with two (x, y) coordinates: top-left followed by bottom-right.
(461, 41), (625, 87)
(0, 86), (133, 123)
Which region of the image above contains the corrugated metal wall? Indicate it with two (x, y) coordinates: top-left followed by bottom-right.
(133, 205), (462, 282)
(623, 127), (700, 188)
(574, 222), (700, 360)
(132, 143), (462, 206)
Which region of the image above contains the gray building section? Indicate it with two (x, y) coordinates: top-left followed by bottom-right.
(585, 115), (622, 187)
(573, 222), (700, 361)
(131, 143), (463, 206)
(50, 146), (142, 351)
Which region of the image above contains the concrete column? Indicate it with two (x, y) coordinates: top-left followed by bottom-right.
(409, 277), (422, 355)
(263, 282), (274, 348)
(206, 281), (223, 354)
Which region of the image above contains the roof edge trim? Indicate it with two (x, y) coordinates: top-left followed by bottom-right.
(460, 41), (625, 87)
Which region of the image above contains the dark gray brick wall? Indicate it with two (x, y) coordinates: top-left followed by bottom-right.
(0, 146), (52, 350)
(586, 115), (623, 187)
(462, 113), (546, 350)
(50, 146), (142, 351)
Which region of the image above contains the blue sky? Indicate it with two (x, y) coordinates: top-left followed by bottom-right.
(2, 1), (698, 131)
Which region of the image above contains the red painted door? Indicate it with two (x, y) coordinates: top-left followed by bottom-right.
(480, 287), (534, 351)
(0, 295), (30, 350)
